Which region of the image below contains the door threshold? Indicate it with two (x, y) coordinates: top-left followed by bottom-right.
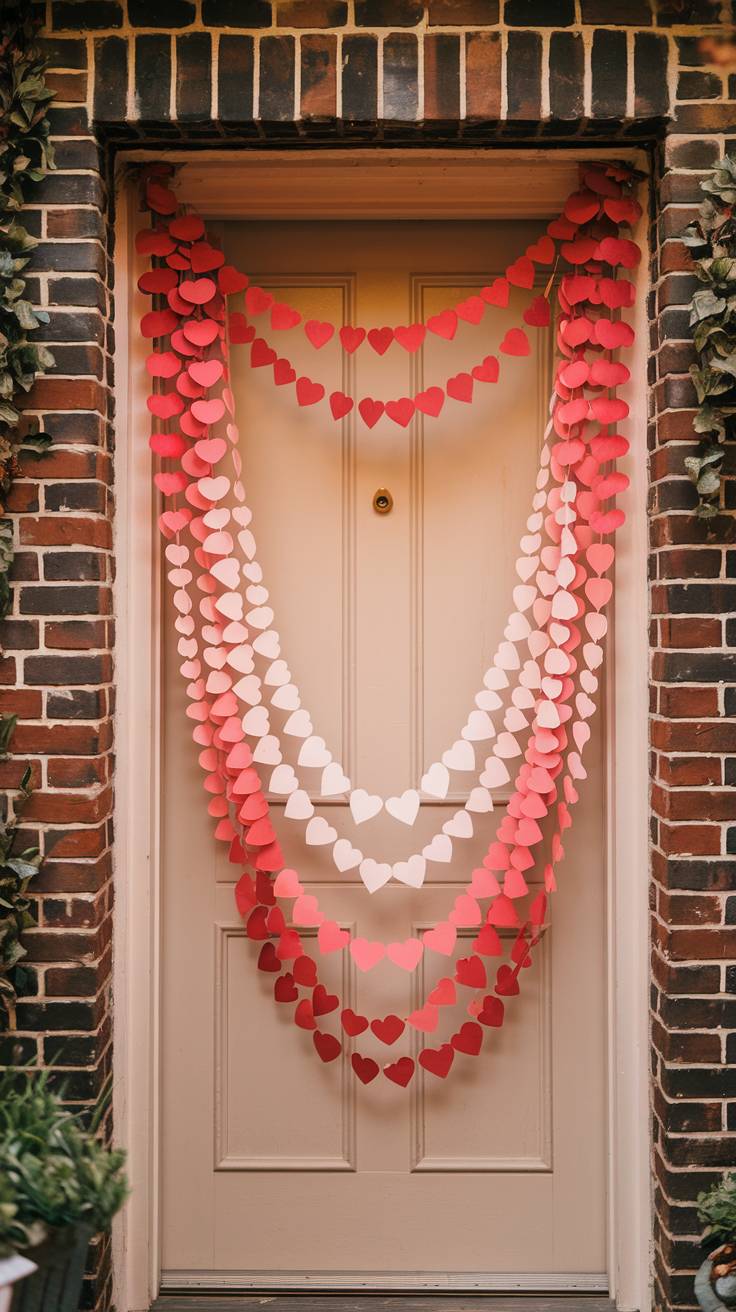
(151, 1296), (617, 1312)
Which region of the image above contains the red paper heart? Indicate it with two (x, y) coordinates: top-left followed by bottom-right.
(313, 1030), (342, 1063)
(293, 955), (318, 987)
(246, 906), (269, 941)
(507, 255), (534, 289)
(586, 543), (615, 575)
(149, 433), (186, 458)
(456, 295), (485, 324)
(487, 894), (520, 927)
(427, 977), (456, 1007)
(146, 351), (180, 378)
(481, 277), (509, 307)
(598, 278), (634, 309)
(251, 338), (277, 368)
(169, 214), (205, 242)
(295, 376), (325, 407)
(473, 924), (502, 957)
(245, 286), (274, 316)
(188, 360), (223, 388)
(527, 234), (555, 265)
(385, 397), (415, 428)
(523, 295), (551, 328)
(495, 964), (520, 996)
(547, 216), (577, 240)
(179, 277), (216, 306)
(446, 372), (473, 403)
(384, 1057), (415, 1087)
(329, 390), (354, 420)
(141, 308), (179, 339)
(154, 471), (187, 496)
(392, 322), (424, 352)
(596, 236), (640, 269)
(561, 236), (599, 266)
(341, 1008), (369, 1036)
(274, 972), (298, 1003)
(271, 301), (302, 330)
(312, 984), (339, 1016)
(190, 242), (225, 273)
(590, 507), (625, 534)
(368, 326), (393, 355)
(257, 942), (281, 973)
(305, 320), (334, 349)
(419, 1044), (454, 1079)
(591, 396), (628, 424)
(455, 955), (487, 989)
(603, 196), (642, 226)
(183, 318), (219, 347)
(370, 1015), (405, 1046)
(148, 392), (184, 420)
(427, 309), (457, 340)
(358, 397), (384, 428)
(136, 229), (175, 258)
(159, 508), (191, 536)
(340, 325), (365, 353)
(500, 328), (530, 357)
(471, 354), (499, 384)
(139, 268), (179, 295)
(274, 358), (297, 386)
(295, 999), (316, 1030)
(477, 995), (505, 1027)
(590, 433), (629, 461)
(590, 359), (630, 388)
(228, 312), (254, 344)
(561, 317), (593, 348)
(594, 319), (634, 350)
(414, 386), (445, 417)
(352, 1053), (380, 1084)
(564, 190), (600, 225)
(146, 182), (177, 215)
(451, 1021), (483, 1056)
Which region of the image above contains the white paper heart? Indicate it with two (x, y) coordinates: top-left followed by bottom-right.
(333, 838), (362, 871)
(298, 735), (332, 768)
(392, 854), (426, 888)
(385, 789), (420, 825)
(321, 761), (350, 795)
(271, 683), (300, 710)
(253, 629), (280, 659)
(466, 786), (493, 813)
(284, 708), (312, 738)
(269, 763), (298, 795)
(421, 762), (450, 799)
(462, 709), (495, 741)
(306, 816), (337, 846)
(284, 788), (314, 819)
(349, 788), (383, 824)
(359, 857), (392, 893)
(442, 739), (475, 772)
(479, 756), (510, 790)
(253, 734), (281, 765)
(242, 705), (269, 737)
(442, 809), (473, 839)
(422, 833), (453, 863)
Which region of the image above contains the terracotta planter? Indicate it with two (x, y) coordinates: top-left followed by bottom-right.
(9, 1225), (93, 1312)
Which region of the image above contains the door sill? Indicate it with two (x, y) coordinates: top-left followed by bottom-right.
(152, 1295), (617, 1312)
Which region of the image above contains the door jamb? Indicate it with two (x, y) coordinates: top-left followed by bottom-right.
(112, 146), (651, 1312)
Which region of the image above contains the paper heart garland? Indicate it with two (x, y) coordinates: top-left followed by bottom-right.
(143, 157), (640, 1087)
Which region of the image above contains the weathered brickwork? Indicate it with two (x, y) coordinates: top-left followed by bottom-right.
(2, 2), (734, 1308)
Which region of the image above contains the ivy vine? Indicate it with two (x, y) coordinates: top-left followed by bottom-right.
(683, 155), (736, 518)
(0, 0), (55, 618)
(0, 716), (40, 1032)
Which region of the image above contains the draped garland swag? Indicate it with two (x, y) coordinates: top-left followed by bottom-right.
(138, 161), (642, 1089)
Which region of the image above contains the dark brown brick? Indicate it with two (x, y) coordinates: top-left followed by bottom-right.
(591, 28), (627, 119)
(93, 36), (127, 122)
(259, 35), (295, 121)
(506, 31), (542, 120)
(176, 33), (212, 122)
(505, 0), (574, 21)
(201, 0), (271, 22)
(354, 0), (422, 23)
(129, 0), (194, 23)
(428, 0), (499, 19)
(277, 1), (347, 22)
(342, 34), (377, 120)
(424, 33), (460, 121)
(135, 35), (172, 122)
(383, 34), (418, 121)
(549, 31), (584, 120)
(635, 31), (671, 118)
(300, 34), (337, 119)
(52, 1), (122, 28)
(465, 31), (501, 120)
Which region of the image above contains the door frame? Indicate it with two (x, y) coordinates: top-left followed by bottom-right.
(112, 147), (651, 1312)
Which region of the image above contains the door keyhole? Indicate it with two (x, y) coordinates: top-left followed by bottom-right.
(373, 488), (393, 515)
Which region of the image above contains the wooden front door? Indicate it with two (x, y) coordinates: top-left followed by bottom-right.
(158, 219), (608, 1293)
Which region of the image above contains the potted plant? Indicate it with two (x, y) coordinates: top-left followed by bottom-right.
(0, 1067), (128, 1312)
(696, 1174), (736, 1311)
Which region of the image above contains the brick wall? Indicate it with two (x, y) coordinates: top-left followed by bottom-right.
(2, 1), (734, 1309)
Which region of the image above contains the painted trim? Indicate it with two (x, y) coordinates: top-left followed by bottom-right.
(113, 147), (652, 1312)
(160, 1269), (610, 1294)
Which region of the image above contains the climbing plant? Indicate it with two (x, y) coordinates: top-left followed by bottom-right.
(0, 0), (55, 618)
(683, 155), (736, 518)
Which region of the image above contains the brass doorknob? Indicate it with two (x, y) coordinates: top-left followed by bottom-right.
(372, 488), (393, 514)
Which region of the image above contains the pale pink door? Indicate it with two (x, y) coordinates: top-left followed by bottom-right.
(158, 219), (608, 1294)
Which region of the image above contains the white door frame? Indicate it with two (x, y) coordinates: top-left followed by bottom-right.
(112, 147), (651, 1312)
